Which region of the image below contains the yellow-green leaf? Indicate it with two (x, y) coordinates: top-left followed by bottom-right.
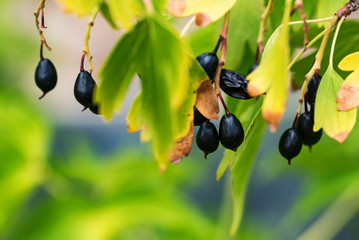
(247, 0), (292, 132)
(314, 66), (357, 143)
(102, 0), (144, 30)
(338, 52), (359, 71)
(168, 0), (236, 27)
(56, 0), (103, 16)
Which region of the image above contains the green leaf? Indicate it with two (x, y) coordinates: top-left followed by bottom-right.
(56, 0), (104, 16)
(225, 0), (262, 70)
(168, 0), (236, 27)
(96, 23), (138, 120)
(229, 112), (266, 235)
(216, 98), (266, 236)
(134, 17), (192, 170)
(98, 16), (196, 169)
(316, 0), (347, 27)
(314, 66), (357, 143)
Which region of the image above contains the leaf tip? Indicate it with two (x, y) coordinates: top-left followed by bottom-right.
(158, 163), (167, 174)
(263, 110), (281, 132)
(247, 84), (262, 97)
(333, 132), (350, 143)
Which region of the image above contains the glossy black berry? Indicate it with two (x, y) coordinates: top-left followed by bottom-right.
(279, 128), (302, 164)
(247, 63), (259, 75)
(220, 69), (252, 100)
(219, 113), (244, 151)
(306, 74), (322, 106)
(89, 104), (100, 115)
(74, 70), (96, 108)
(196, 52), (219, 80)
(35, 58), (57, 99)
(196, 121), (219, 158)
(297, 112), (322, 146)
(193, 106), (207, 126)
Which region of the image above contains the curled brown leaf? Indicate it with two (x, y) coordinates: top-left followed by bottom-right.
(195, 80), (219, 120)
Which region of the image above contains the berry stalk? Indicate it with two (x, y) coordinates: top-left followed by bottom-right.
(213, 11), (230, 96)
(34, 0), (51, 52)
(82, 6), (100, 75)
(255, 0), (274, 63)
(218, 93), (230, 115)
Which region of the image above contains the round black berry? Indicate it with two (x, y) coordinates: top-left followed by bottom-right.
(196, 52), (219, 80)
(279, 128), (302, 164)
(297, 112), (322, 146)
(247, 63), (259, 75)
(35, 58), (57, 99)
(219, 113), (244, 151)
(220, 69), (252, 99)
(193, 106), (207, 126)
(196, 121), (219, 158)
(74, 70), (97, 108)
(306, 74), (322, 106)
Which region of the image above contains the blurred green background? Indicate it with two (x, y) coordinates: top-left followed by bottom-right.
(0, 1), (359, 239)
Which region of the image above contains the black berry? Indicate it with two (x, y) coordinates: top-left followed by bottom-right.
(196, 120), (219, 158)
(297, 112), (322, 146)
(306, 74), (322, 106)
(89, 104), (100, 115)
(220, 69), (252, 100)
(279, 128), (302, 164)
(247, 63), (259, 75)
(196, 52), (219, 80)
(193, 106), (207, 126)
(219, 113), (244, 151)
(35, 58), (57, 99)
(74, 70), (97, 108)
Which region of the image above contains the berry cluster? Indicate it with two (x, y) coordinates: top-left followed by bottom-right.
(279, 74), (323, 164)
(194, 47), (256, 158)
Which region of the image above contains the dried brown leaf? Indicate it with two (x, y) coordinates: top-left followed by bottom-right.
(195, 80), (219, 120)
(169, 122), (194, 164)
(337, 70), (359, 111)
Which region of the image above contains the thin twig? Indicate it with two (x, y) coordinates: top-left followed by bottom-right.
(255, 0), (274, 63)
(34, 0), (51, 51)
(291, 0), (309, 48)
(213, 12), (230, 96)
